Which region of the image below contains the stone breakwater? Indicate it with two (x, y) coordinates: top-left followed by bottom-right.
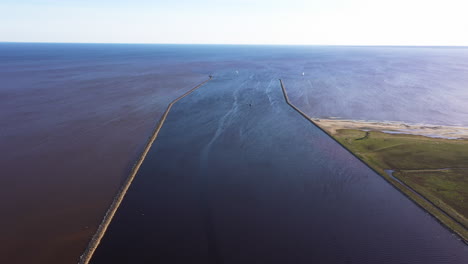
(79, 77), (212, 264)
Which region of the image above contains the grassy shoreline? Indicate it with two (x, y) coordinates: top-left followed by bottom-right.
(279, 80), (468, 243)
(330, 129), (468, 243)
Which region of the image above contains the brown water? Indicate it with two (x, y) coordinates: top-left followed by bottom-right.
(0, 43), (210, 263)
(1, 43), (468, 263)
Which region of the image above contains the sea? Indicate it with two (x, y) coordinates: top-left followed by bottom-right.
(1, 43), (468, 263)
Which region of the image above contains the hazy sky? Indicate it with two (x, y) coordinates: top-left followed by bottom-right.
(1, 0), (468, 45)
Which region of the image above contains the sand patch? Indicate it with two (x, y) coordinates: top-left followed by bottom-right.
(314, 119), (468, 139)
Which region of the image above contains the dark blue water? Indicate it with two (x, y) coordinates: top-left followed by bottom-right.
(92, 70), (468, 264)
(1, 43), (467, 263)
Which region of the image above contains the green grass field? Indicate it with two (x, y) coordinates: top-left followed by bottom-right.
(333, 129), (468, 239)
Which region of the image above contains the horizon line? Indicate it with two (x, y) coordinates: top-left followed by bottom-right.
(1, 41), (468, 48)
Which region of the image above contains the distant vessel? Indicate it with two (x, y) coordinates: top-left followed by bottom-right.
(302, 72), (305, 76)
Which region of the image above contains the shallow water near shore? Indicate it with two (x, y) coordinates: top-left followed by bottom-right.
(312, 118), (468, 139)
(1, 43), (468, 263)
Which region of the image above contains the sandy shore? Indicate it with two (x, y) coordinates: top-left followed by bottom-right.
(313, 118), (468, 140)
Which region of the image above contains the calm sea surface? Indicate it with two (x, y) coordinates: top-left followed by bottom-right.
(1, 43), (467, 263)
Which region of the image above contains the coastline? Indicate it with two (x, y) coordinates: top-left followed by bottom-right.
(313, 118), (468, 140)
(314, 118), (468, 243)
(279, 80), (468, 244)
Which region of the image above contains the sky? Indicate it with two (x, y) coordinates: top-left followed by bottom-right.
(1, 0), (468, 45)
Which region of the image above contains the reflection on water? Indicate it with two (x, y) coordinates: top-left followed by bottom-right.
(1, 43), (468, 263)
(93, 73), (468, 263)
